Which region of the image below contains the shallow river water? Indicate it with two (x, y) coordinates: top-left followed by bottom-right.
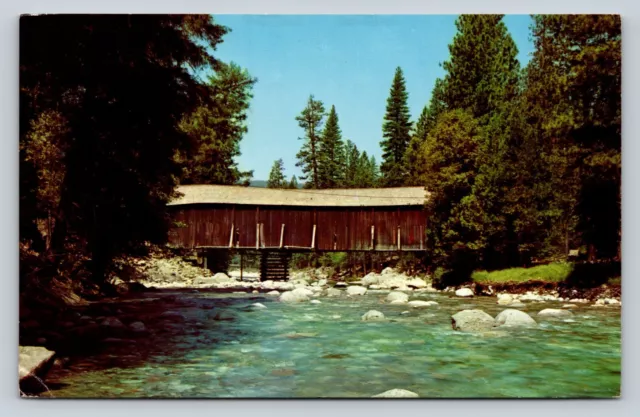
(43, 289), (621, 398)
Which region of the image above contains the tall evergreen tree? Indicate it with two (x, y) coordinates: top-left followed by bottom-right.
(528, 15), (621, 260)
(178, 62), (256, 186)
(405, 78), (447, 185)
(288, 175), (299, 189)
(442, 15), (520, 122)
(424, 78), (447, 133)
(344, 140), (360, 188)
(20, 15), (229, 283)
(295, 95), (325, 189)
(267, 159), (286, 188)
(380, 67), (412, 187)
(318, 105), (345, 188)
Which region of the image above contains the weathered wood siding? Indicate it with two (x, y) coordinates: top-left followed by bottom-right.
(168, 204), (426, 251)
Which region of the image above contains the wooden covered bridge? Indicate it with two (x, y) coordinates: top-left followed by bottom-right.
(167, 185), (428, 280)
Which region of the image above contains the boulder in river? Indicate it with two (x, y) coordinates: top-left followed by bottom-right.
(19, 346), (56, 394)
(386, 291), (409, 304)
(159, 311), (186, 320)
(407, 300), (438, 308)
(362, 310), (385, 321)
(451, 310), (495, 332)
(250, 303), (267, 310)
(266, 290), (280, 296)
(279, 288), (312, 303)
(310, 299), (322, 305)
(361, 272), (380, 286)
(346, 286), (367, 296)
(213, 310), (236, 321)
(494, 309), (537, 328)
(100, 317), (125, 329)
(128, 321), (147, 333)
(455, 288), (474, 297)
(326, 288), (342, 297)
(406, 278), (427, 288)
(372, 388), (419, 398)
(538, 308), (573, 318)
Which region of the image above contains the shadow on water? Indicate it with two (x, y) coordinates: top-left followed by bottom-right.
(41, 289), (267, 392)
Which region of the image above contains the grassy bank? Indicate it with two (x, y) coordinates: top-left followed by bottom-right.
(472, 261), (621, 287)
(472, 263), (574, 284)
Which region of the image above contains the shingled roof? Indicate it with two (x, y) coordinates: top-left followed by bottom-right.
(168, 185), (428, 207)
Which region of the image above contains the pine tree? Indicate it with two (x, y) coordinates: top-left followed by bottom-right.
(267, 159), (286, 188)
(178, 62), (256, 186)
(528, 15), (621, 260)
(20, 15), (229, 283)
(380, 67), (412, 187)
(295, 95), (325, 189)
(405, 78), (447, 185)
(421, 110), (483, 279)
(442, 15), (520, 122)
(343, 140), (360, 188)
(318, 105), (345, 188)
(424, 78), (447, 133)
(288, 175), (299, 189)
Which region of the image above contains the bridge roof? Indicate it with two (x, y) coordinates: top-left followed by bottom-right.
(169, 185), (428, 208)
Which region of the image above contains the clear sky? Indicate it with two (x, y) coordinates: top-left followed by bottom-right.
(211, 15), (535, 181)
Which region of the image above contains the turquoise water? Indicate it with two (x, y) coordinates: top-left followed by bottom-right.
(43, 290), (621, 398)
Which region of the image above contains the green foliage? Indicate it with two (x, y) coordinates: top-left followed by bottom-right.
(442, 15), (520, 122)
(178, 62), (256, 186)
(318, 105), (346, 188)
(380, 67), (412, 186)
(420, 109), (483, 269)
(295, 95), (326, 189)
(528, 15), (621, 260)
(288, 175), (300, 189)
(20, 15), (233, 282)
(472, 262), (573, 284)
(267, 159), (287, 188)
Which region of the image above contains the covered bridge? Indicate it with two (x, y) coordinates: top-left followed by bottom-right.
(167, 185), (428, 279)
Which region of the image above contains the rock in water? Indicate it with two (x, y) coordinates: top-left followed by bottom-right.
(213, 311), (236, 321)
(494, 309), (537, 328)
(455, 288), (474, 297)
(100, 317), (125, 329)
(326, 288), (342, 297)
(346, 286), (367, 296)
(250, 303), (267, 309)
(538, 308), (573, 318)
(497, 293), (515, 305)
(129, 321), (147, 333)
(279, 288), (313, 303)
(361, 310), (385, 321)
(451, 310), (495, 332)
(19, 346), (56, 393)
(361, 272), (380, 286)
(159, 311), (186, 320)
(386, 291), (409, 304)
(407, 300), (438, 308)
(310, 299), (322, 305)
(266, 290), (280, 296)
(372, 388), (419, 398)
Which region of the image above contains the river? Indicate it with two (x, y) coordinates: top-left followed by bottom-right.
(41, 289), (621, 398)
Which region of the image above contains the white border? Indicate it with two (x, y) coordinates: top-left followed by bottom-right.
(2, 1), (638, 416)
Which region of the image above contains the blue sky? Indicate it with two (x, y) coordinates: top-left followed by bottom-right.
(211, 15), (535, 181)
